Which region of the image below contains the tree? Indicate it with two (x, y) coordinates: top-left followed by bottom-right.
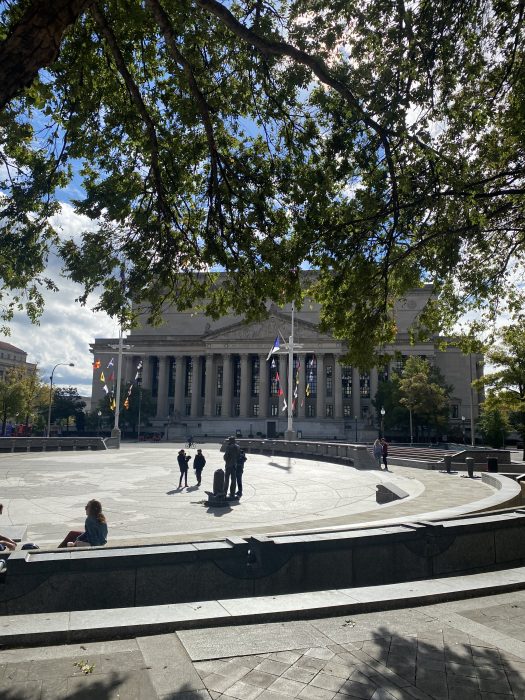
(476, 325), (525, 459)
(0, 370), (26, 435)
(1, 1), (524, 364)
(51, 387), (86, 433)
(398, 357), (450, 442)
(477, 391), (509, 449)
(0, 366), (48, 435)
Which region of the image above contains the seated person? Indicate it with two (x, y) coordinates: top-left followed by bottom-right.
(0, 503), (16, 551)
(58, 499), (108, 548)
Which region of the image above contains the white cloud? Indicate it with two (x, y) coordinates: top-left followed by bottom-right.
(4, 203), (118, 398)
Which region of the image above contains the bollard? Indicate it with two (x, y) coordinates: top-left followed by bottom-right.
(213, 468), (225, 495)
(487, 457), (498, 473)
(444, 455), (452, 473)
(466, 457), (474, 478)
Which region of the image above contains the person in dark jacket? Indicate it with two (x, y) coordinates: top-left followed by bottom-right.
(193, 449), (206, 486)
(223, 436), (241, 497)
(235, 449), (247, 497)
(177, 449), (191, 487)
(381, 438), (389, 471)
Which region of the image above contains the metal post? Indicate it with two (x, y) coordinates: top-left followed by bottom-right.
(111, 326), (124, 447)
(409, 408), (413, 446)
(469, 354), (475, 446)
(285, 302), (296, 441)
(137, 377), (142, 442)
(46, 362), (74, 437)
(354, 416), (358, 443)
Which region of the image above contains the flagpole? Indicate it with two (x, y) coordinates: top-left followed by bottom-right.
(285, 302), (296, 441)
(111, 323), (123, 448)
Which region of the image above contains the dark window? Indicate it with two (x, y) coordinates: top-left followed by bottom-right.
(271, 403), (279, 416)
(326, 365), (333, 397)
(253, 403), (259, 416)
(168, 358), (175, 397)
(215, 403), (221, 416)
(325, 404), (334, 417)
(360, 372), (370, 398)
(307, 404), (315, 417)
(306, 355), (317, 398)
(252, 356), (260, 396)
(233, 356), (241, 398)
(270, 358), (280, 396)
(185, 357), (192, 398)
(451, 404), (459, 419)
(216, 366), (223, 397)
(343, 404), (353, 417)
(234, 402), (240, 416)
(342, 365), (352, 398)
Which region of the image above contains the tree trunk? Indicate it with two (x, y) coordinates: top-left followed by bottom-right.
(0, 0), (93, 110)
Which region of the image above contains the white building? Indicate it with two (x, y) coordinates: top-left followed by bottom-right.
(90, 285), (483, 441)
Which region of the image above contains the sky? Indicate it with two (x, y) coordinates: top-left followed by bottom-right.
(3, 203), (118, 397)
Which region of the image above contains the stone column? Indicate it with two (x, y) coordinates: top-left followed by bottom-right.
(156, 356), (169, 418)
(142, 356), (152, 393)
(191, 355), (201, 417)
(316, 354), (325, 419)
(222, 353), (232, 417)
(352, 366), (361, 418)
(240, 353), (250, 417)
(174, 355), (185, 417)
(259, 354), (269, 418)
(298, 353), (306, 417)
(204, 353), (215, 417)
(334, 356), (343, 418)
(370, 367), (378, 404)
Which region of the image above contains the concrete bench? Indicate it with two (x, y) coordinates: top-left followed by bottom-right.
(376, 482), (409, 504)
(1, 525), (27, 542)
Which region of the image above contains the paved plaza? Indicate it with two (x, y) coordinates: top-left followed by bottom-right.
(0, 443), (496, 547)
(2, 588), (525, 699)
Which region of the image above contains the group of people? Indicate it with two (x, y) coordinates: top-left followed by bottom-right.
(177, 437), (247, 497)
(177, 447), (206, 487)
(373, 437), (389, 471)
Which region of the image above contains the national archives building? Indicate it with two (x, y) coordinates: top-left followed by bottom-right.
(90, 285), (483, 441)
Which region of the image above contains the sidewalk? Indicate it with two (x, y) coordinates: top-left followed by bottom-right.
(2, 585), (525, 699)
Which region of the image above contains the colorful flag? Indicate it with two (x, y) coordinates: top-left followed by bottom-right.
(306, 384), (311, 397)
(108, 372), (115, 382)
(92, 360), (101, 369)
(102, 385), (109, 394)
(271, 358), (276, 368)
(107, 358), (114, 368)
(123, 398), (129, 409)
(282, 398), (287, 412)
(266, 336), (280, 361)
(100, 372), (105, 383)
(275, 371), (280, 383)
(278, 387), (284, 396)
(110, 398), (116, 411)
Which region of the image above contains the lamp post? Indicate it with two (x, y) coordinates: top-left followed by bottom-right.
(97, 410), (102, 437)
(409, 407), (414, 446)
(107, 331), (134, 448)
(136, 373), (142, 442)
(461, 415), (466, 444)
(47, 362), (74, 437)
(354, 415), (358, 443)
(380, 406), (385, 438)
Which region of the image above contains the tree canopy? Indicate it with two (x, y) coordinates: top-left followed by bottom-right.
(1, 0), (524, 364)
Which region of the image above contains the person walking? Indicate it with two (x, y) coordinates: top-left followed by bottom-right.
(381, 437), (389, 471)
(373, 438), (383, 469)
(235, 448), (247, 497)
(193, 448), (206, 486)
(177, 449), (191, 487)
(223, 435), (241, 498)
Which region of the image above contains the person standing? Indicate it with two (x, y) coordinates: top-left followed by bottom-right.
(177, 449), (191, 487)
(373, 438), (382, 469)
(193, 449), (206, 486)
(235, 449), (247, 497)
(381, 437), (389, 471)
(223, 435), (240, 497)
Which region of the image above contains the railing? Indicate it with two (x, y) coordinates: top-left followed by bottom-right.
(237, 438), (377, 469)
(0, 437), (107, 452)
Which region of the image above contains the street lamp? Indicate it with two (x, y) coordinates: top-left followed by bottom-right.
(380, 407), (385, 438)
(461, 415), (466, 444)
(354, 415), (358, 443)
(97, 410), (102, 437)
(47, 362), (74, 437)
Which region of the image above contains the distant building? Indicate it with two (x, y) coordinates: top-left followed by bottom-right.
(90, 285), (483, 441)
(0, 340), (36, 381)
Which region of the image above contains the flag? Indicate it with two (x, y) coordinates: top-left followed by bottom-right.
(107, 358), (114, 368)
(137, 360), (143, 370)
(278, 387), (284, 396)
(275, 372), (280, 383)
(294, 386), (298, 399)
(92, 360), (101, 369)
(123, 398), (129, 409)
(271, 358), (276, 368)
(282, 398), (287, 412)
(306, 384), (310, 397)
(110, 398), (116, 410)
(266, 336), (280, 361)
(103, 385), (109, 394)
(100, 372), (105, 383)
(108, 372), (115, 382)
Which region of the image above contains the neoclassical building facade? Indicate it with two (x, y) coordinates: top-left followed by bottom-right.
(90, 285), (483, 440)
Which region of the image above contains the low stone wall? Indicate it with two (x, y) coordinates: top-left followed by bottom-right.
(238, 439), (377, 469)
(0, 437), (107, 452)
(3, 507), (525, 615)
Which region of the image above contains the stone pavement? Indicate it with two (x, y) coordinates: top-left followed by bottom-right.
(3, 588), (525, 699)
(0, 444), (497, 547)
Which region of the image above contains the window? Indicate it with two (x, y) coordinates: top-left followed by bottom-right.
(326, 365), (333, 397)
(378, 365), (389, 382)
(233, 356), (241, 397)
(253, 403), (259, 416)
(360, 372), (370, 398)
(342, 365), (352, 398)
(325, 404), (334, 417)
(234, 402), (240, 416)
(343, 405), (353, 417)
(216, 366), (223, 397)
(185, 357), (192, 397)
(306, 355), (317, 397)
(271, 403), (279, 416)
(392, 354), (407, 374)
(185, 403), (191, 416)
(215, 403), (222, 416)
(307, 404), (315, 417)
(251, 356), (260, 396)
(270, 358), (280, 396)
(451, 404), (459, 419)
(168, 358), (175, 397)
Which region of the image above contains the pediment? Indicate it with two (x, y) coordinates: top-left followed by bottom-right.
(206, 313), (331, 343)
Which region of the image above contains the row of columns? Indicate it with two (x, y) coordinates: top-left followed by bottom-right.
(123, 353), (379, 420)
